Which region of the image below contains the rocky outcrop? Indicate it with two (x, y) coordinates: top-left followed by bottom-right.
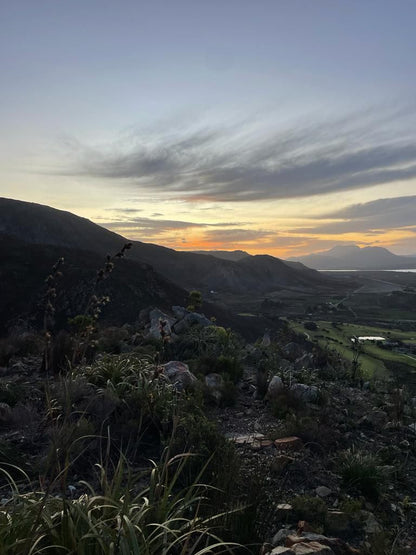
(160, 361), (197, 390)
(290, 383), (321, 404)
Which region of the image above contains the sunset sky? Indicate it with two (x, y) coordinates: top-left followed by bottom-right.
(1, 0), (416, 257)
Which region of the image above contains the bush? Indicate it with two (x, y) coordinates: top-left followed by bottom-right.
(338, 448), (384, 500)
(291, 495), (327, 527)
(0, 383), (26, 408)
(0, 453), (240, 554)
(270, 388), (304, 419)
(195, 355), (243, 384)
(172, 412), (240, 495)
(80, 354), (181, 439)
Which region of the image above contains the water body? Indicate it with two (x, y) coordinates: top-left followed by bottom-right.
(321, 269), (416, 273)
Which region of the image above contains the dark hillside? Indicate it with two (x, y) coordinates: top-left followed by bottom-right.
(0, 235), (187, 334)
(0, 198), (335, 295)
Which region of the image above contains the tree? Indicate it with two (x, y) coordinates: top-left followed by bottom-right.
(187, 290), (202, 312)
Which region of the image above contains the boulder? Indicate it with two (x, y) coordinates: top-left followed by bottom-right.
(148, 309), (175, 340)
(266, 376), (285, 400)
(272, 527), (296, 546)
(271, 548), (295, 555)
(287, 533), (360, 554)
(360, 511), (382, 536)
(290, 383), (320, 404)
(172, 305), (188, 319)
(172, 311), (212, 334)
(315, 486), (332, 498)
(160, 361), (197, 390)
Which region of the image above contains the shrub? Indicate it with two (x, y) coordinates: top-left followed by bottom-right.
(0, 453), (240, 554)
(0, 383), (26, 408)
(80, 354), (181, 439)
(195, 355), (243, 384)
(291, 495), (327, 527)
(270, 388), (304, 419)
(338, 448), (384, 500)
(172, 412), (240, 496)
(278, 414), (338, 452)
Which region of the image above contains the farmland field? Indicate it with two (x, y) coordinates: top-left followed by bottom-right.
(289, 320), (416, 386)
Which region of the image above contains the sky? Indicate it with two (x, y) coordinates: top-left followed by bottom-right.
(1, 0), (416, 257)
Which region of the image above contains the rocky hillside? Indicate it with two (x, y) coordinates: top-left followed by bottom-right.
(0, 302), (415, 553)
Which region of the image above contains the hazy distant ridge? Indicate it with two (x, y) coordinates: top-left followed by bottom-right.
(289, 244), (416, 270)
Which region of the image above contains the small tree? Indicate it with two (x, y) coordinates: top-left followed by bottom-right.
(187, 290), (202, 312)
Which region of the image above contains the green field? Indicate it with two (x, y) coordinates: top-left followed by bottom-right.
(290, 320), (416, 382)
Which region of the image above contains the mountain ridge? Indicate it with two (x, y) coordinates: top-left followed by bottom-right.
(289, 244), (416, 270)
(0, 197), (333, 294)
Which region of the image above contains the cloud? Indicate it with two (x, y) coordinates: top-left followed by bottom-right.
(202, 228), (274, 243)
(104, 207), (143, 214)
(56, 107), (416, 203)
(295, 195), (416, 234)
(99, 216), (243, 238)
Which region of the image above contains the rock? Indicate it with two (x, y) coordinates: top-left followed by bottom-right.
(287, 534), (360, 554)
(294, 353), (315, 371)
(325, 511), (350, 535)
(282, 342), (304, 361)
(315, 486), (332, 498)
(204, 373), (224, 404)
(251, 439), (274, 451)
(290, 383), (320, 404)
(148, 308), (175, 340)
(360, 511), (382, 536)
(231, 433), (265, 445)
(266, 376), (285, 400)
(292, 543), (334, 555)
(160, 361), (197, 390)
(270, 455), (295, 474)
(273, 528), (296, 546)
(172, 311), (212, 334)
(358, 409), (388, 430)
(0, 403), (12, 424)
(274, 436), (303, 451)
(172, 305), (188, 319)
(271, 548), (296, 554)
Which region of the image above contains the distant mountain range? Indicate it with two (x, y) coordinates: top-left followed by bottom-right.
(289, 245), (416, 270)
(0, 198), (334, 334)
(192, 250), (250, 261)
